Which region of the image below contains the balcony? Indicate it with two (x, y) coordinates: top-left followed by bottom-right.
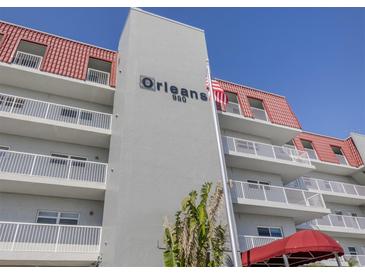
(86, 68), (110, 86)
(12, 51), (43, 70)
(223, 136), (315, 182)
(0, 56), (114, 106)
(343, 255), (365, 267)
(299, 214), (365, 239)
(231, 181), (330, 223)
(238, 235), (281, 251)
(0, 92), (111, 148)
(0, 150), (107, 200)
(0, 221), (101, 266)
(287, 177), (365, 206)
(218, 107), (301, 146)
(309, 155), (358, 176)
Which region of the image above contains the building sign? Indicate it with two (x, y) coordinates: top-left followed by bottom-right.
(139, 75), (208, 103)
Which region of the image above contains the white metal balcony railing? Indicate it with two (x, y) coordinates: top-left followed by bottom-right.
(304, 148), (318, 160)
(231, 180), (326, 208)
(239, 235), (281, 251)
(0, 221), (101, 253)
(251, 107), (268, 121)
(288, 177), (365, 198)
(86, 68), (110, 86)
(335, 154), (349, 166)
(0, 150), (107, 183)
(0, 92), (112, 130)
(223, 136), (311, 166)
(226, 101), (241, 115)
(12, 51), (43, 70)
(307, 214), (365, 231)
(343, 255), (365, 266)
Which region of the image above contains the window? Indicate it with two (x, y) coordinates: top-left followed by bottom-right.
(331, 146), (348, 165)
(335, 210), (343, 215)
(225, 92), (241, 114)
(61, 108), (78, 118)
(0, 145), (9, 150)
(0, 96), (19, 107)
(59, 212), (79, 225)
(70, 155), (87, 167)
(284, 140), (296, 150)
(301, 140), (318, 160)
(247, 180), (270, 186)
(80, 111), (93, 121)
(236, 140), (255, 154)
(50, 153), (87, 167)
(50, 153), (68, 165)
(257, 226), (283, 238)
(0, 145), (10, 157)
(36, 210), (58, 224)
(348, 247), (358, 255)
(36, 210), (79, 225)
(86, 58), (111, 85)
(12, 40), (46, 70)
(248, 98), (268, 121)
(247, 180), (270, 190)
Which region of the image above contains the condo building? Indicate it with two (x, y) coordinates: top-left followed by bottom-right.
(0, 8), (364, 267)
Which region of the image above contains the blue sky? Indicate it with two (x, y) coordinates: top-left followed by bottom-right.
(0, 8), (364, 139)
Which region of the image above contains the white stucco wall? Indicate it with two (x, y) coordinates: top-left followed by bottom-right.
(227, 167), (284, 187)
(0, 84), (112, 114)
(0, 133), (109, 162)
(0, 193), (103, 226)
(235, 213), (297, 237)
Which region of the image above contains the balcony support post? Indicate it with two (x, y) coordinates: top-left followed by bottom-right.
(30, 155), (37, 176)
(354, 217), (361, 230)
(44, 103), (50, 119)
(353, 186), (360, 196)
(9, 96), (16, 113)
(283, 188), (289, 204)
(11, 224), (20, 251)
(334, 253), (342, 267)
(261, 185), (268, 201)
(55, 226), (61, 252)
(340, 183), (346, 194)
(241, 182), (245, 199)
(66, 160), (72, 180)
(283, 254), (290, 267)
(76, 110), (81, 125)
(302, 191), (309, 206)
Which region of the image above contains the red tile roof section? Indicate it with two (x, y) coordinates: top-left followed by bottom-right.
(293, 132), (363, 168)
(0, 21), (117, 87)
(217, 79), (301, 129)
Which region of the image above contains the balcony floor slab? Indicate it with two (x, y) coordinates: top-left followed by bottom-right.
(0, 173), (105, 200)
(218, 111), (301, 146)
(0, 251), (99, 266)
(0, 62), (114, 106)
(233, 198), (330, 224)
(225, 152), (315, 182)
(311, 159), (359, 176)
(297, 224), (365, 239)
(0, 112), (111, 148)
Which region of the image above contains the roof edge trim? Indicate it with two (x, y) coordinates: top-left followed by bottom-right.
(0, 19), (117, 53)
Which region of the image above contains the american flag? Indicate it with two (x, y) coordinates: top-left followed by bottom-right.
(206, 79), (228, 110)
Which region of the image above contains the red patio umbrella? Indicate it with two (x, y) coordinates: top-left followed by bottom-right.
(241, 230), (344, 267)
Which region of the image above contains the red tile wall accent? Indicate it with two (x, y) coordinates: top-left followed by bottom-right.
(345, 137), (364, 167)
(0, 21), (117, 87)
(293, 132), (363, 167)
(217, 79), (301, 129)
